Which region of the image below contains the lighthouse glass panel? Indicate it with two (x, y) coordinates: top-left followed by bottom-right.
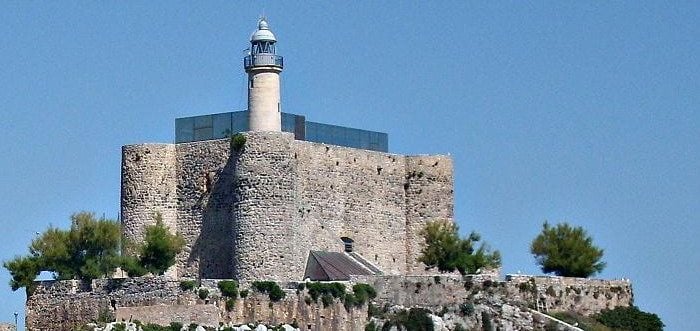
(176, 111), (388, 152)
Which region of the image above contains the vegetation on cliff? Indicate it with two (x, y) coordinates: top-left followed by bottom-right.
(418, 220), (501, 275)
(530, 221), (606, 278)
(551, 306), (664, 331)
(597, 306), (664, 331)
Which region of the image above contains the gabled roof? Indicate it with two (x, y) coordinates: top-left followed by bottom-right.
(303, 251), (376, 281)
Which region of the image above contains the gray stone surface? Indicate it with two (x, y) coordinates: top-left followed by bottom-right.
(121, 132), (455, 282)
(26, 275), (632, 331)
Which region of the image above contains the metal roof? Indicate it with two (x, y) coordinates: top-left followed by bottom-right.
(303, 251), (376, 281)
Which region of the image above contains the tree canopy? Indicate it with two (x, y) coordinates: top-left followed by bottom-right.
(137, 215), (185, 275)
(4, 212), (122, 292)
(4, 211), (185, 292)
(418, 220), (501, 275)
(596, 306), (664, 331)
(530, 221), (606, 278)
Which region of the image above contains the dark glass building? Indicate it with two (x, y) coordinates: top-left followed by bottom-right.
(175, 111), (389, 152)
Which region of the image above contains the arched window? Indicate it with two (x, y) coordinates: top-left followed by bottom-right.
(340, 237), (354, 253)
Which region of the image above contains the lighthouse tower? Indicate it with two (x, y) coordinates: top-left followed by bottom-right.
(244, 18), (283, 132)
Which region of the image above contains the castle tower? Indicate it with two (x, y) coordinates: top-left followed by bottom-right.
(244, 18), (283, 131)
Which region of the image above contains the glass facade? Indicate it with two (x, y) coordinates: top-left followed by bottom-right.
(175, 111), (388, 152)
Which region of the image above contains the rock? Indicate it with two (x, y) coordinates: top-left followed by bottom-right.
(196, 326), (206, 331)
(255, 325), (268, 331)
(281, 324), (297, 331)
(430, 313), (446, 331)
(239, 325), (252, 331)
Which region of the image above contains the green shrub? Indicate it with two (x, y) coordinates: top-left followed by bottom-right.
(344, 293), (357, 309)
(352, 283), (377, 306)
(382, 308), (434, 331)
(113, 323), (126, 331)
(306, 282), (347, 301)
(218, 280), (239, 298)
(169, 322), (183, 331)
(596, 306), (664, 331)
(545, 286), (557, 297)
(433, 275), (441, 284)
(252, 281), (286, 302)
(270, 285), (285, 301)
(120, 255), (148, 277)
(454, 324), (467, 331)
(365, 320), (378, 331)
(231, 133), (246, 150)
(225, 298), (236, 312)
(459, 301), (474, 316)
(139, 214), (186, 275)
(419, 220), (501, 275)
(240, 289), (249, 298)
(198, 288), (209, 300)
(321, 293), (334, 307)
(481, 312), (492, 331)
(188, 323), (198, 331)
(368, 303), (384, 318)
(180, 280), (196, 292)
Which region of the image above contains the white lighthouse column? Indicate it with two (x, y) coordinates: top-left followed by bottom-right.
(244, 18), (283, 132)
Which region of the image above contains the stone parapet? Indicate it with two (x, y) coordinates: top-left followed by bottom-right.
(504, 274), (633, 316)
(25, 275), (633, 331)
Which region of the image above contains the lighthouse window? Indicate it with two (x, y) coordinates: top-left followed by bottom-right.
(249, 78), (254, 88)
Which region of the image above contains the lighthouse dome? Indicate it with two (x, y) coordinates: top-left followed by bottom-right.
(251, 18), (276, 42)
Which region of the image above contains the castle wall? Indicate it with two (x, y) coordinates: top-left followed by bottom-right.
(292, 141), (412, 274)
(26, 275), (632, 331)
(121, 144), (177, 259)
(174, 139), (234, 279)
(404, 156), (455, 274)
(232, 132), (302, 282)
(505, 275), (633, 316)
(121, 132), (455, 281)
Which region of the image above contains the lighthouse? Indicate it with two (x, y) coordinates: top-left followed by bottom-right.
(244, 18), (283, 132)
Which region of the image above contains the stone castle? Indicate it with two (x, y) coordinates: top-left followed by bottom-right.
(25, 19), (635, 331)
(120, 18), (453, 283)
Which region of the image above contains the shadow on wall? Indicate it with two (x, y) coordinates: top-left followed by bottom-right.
(188, 150), (239, 279)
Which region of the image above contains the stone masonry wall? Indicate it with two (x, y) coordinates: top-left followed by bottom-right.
(121, 144), (178, 277)
(26, 275), (632, 331)
(121, 132), (454, 281)
(175, 139), (233, 279)
(232, 132), (302, 282)
(505, 274), (633, 316)
(0, 323), (15, 331)
(293, 141), (415, 274)
(404, 156), (455, 274)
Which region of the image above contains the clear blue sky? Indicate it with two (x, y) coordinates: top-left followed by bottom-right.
(1, 2), (697, 330)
